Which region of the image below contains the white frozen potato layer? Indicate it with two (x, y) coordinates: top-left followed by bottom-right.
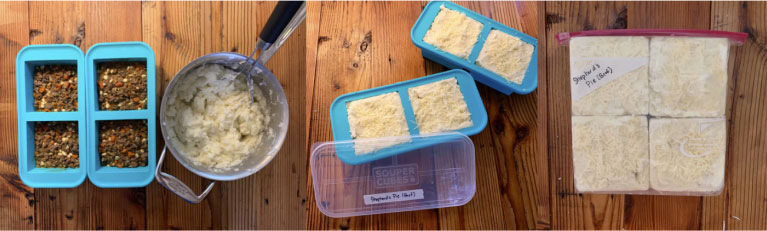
(649, 37), (729, 117)
(649, 118), (726, 192)
(165, 64), (270, 171)
(408, 78), (473, 134)
(346, 92), (410, 155)
(570, 36), (649, 115)
(571, 116), (649, 192)
(423, 5), (483, 59)
(476, 30), (534, 84)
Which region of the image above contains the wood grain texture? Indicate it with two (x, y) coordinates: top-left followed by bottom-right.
(306, 1), (541, 229)
(541, 1), (767, 230)
(0, 2), (33, 229)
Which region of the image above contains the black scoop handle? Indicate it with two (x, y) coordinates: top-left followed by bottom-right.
(259, 1), (304, 44)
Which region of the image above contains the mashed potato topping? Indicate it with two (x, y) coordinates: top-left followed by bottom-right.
(165, 64), (270, 171)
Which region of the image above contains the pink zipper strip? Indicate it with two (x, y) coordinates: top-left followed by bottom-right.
(556, 29), (748, 45)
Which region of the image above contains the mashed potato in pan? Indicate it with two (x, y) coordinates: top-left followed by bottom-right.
(164, 64), (270, 171)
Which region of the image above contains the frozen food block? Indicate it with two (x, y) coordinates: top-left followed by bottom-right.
(649, 37), (729, 117)
(476, 30), (534, 84)
(408, 78), (473, 134)
(571, 116), (649, 191)
(649, 118), (726, 192)
(423, 5), (483, 59)
(569, 36), (649, 115)
(346, 92), (410, 154)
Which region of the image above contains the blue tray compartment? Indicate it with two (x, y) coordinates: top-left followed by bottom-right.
(16, 44), (88, 188)
(411, 1), (538, 95)
(85, 42), (157, 188)
(330, 69), (488, 165)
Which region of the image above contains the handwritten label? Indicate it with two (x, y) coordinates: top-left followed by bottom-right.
(372, 164), (419, 188)
(363, 189), (424, 205)
(570, 57), (648, 100)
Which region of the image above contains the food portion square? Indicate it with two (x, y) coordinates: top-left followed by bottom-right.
(346, 92), (410, 154)
(97, 62), (148, 110)
(476, 30), (534, 84)
(571, 116), (649, 192)
(33, 65), (78, 112)
(99, 120), (148, 168)
(408, 78), (473, 134)
(649, 118), (726, 192)
(569, 36), (649, 116)
(423, 5), (483, 59)
(34, 121), (79, 168)
(649, 37), (729, 117)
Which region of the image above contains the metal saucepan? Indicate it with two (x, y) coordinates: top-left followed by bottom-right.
(155, 2), (305, 203)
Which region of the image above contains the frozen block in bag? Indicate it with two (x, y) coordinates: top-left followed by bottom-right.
(570, 36), (649, 116)
(346, 92), (410, 154)
(649, 118), (726, 193)
(408, 78), (473, 134)
(572, 116), (649, 192)
(423, 5), (483, 59)
(649, 37), (729, 117)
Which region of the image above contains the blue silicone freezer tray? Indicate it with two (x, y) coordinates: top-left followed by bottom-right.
(16, 44), (88, 188)
(85, 42), (157, 188)
(329, 69), (488, 165)
(411, 1), (538, 95)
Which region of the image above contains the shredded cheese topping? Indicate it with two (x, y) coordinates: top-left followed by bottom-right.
(570, 36), (649, 116)
(476, 30), (534, 84)
(649, 118), (726, 192)
(571, 116), (649, 191)
(346, 92), (410, 154)
(423, 5), (483, 59)
(649, 37), (729, 117)
(408, 78), (473, 134)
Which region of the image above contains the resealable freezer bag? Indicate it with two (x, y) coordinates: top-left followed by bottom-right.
(310, 132), (476, 217)
(558, 29), (747, 196)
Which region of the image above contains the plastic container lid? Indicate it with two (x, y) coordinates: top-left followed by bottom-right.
(310, 132), (476, 218)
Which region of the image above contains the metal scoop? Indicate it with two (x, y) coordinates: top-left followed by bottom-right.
(240, 1), (305, 103)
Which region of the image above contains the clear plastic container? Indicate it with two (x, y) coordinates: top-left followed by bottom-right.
(310, 132), (476, 217)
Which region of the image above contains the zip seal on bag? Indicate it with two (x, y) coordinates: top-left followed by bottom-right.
(556, 29), (748, 46)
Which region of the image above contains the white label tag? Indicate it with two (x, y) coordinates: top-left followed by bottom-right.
(363, 189), (424, 205)
(570, 57), (648, 100)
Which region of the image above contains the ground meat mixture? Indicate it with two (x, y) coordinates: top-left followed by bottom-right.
(34, 122), (79, 168)
(97, 62), (148, 110)
(33, 65), (78, 112)
(99, 120), (148, 168)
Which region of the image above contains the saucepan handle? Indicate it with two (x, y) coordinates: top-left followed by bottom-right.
(155, 145), (216, 204)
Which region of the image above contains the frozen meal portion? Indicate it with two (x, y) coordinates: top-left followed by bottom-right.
(649, 37), (729, 117)
(649, 118), (726, 192)
(423, 5), (483, 59)
(476, 30), (534, 84)
(34, 121), (79, 168)
(33, 65), (78, 112)
(97, 62), (148, 111)
(346, 92), (410, 154)
(99, 120), (148, 168)
(408, 78), (473, 133)
(165, 64), (270, 171)
(572, 116), (649, 191)
(569, 36), (649, 115)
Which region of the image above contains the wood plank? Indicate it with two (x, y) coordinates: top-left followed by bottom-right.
(0, 2), (34, 229)
(718, 2), (767, 229)
(535, 1), (552, 229)
(543, 2), (628, 229)
(219, 1), (307, 229)
(27, 2), (91, 229)
(142, 2), (223, 229)
(622, 2), (711, 230)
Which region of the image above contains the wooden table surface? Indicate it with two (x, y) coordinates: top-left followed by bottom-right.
(0, 2), (306, 229)
(306, 1), (541, 229)
(539, 1), (767, 229)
